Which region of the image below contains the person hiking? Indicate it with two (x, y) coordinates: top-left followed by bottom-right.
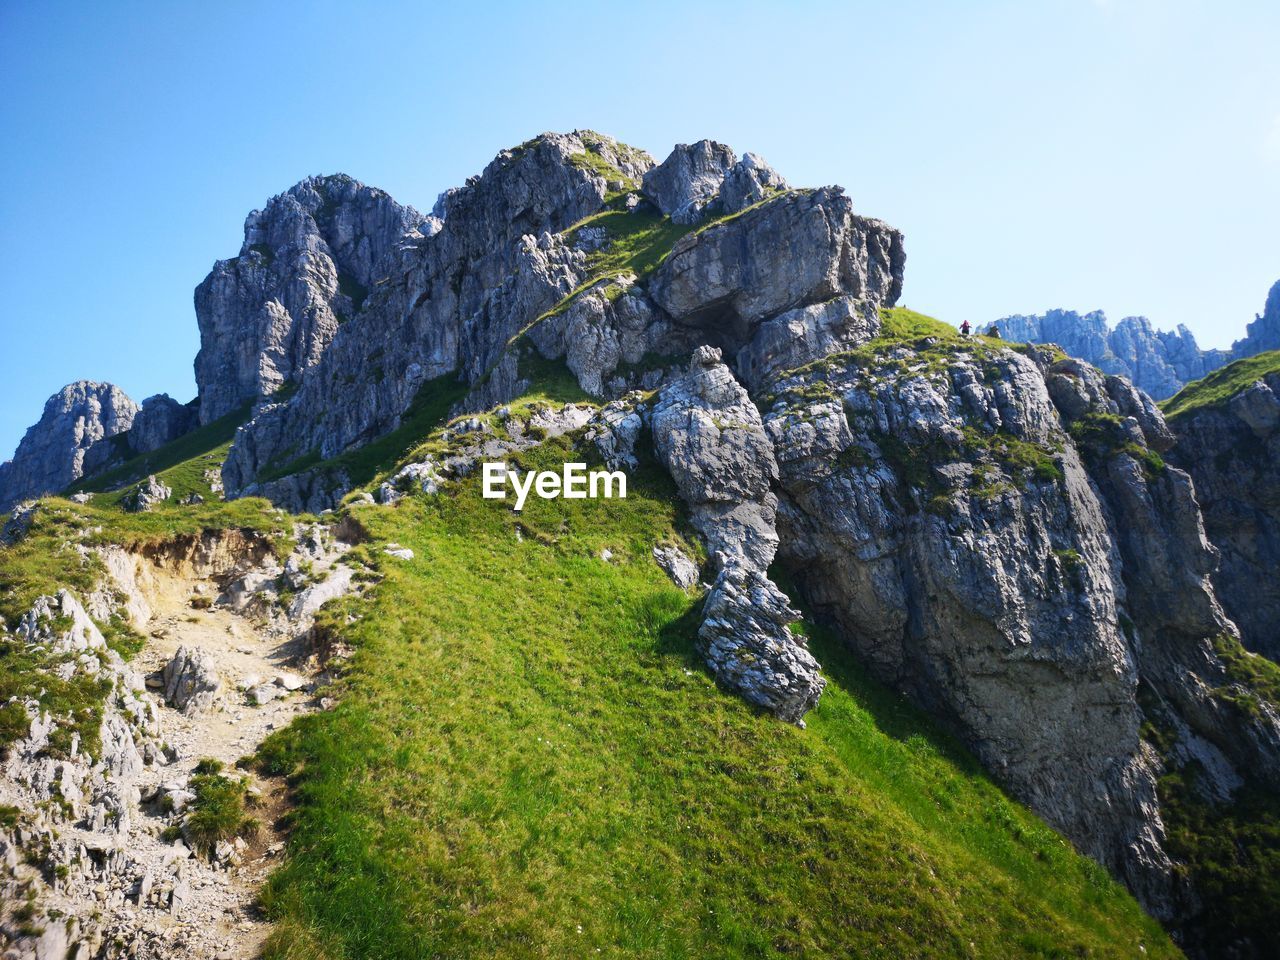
(987, 323), (1001, 339)
(960, 320), (972, 337)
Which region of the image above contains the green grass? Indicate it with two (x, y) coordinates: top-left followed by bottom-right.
(1140, 686), (1280, 956)
(252, 431), (1175, 959)
(567, 151), (639, 198)
(1067, 412), (1166, 480)
(1160, 349), (1280, 421)
(1210, 633), (1280, 719)
(1157, 769), (1280, 957)
(338, 273), (369, 313)
(877, 306), (960, 342)
(256, 373), (469, 489)
(184, 759), (258, 855)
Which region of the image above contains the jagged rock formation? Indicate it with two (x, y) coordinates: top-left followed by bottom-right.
(0, 381), (137, 512)
(215, 132), (902, 510)
(651, 347), (823, 723)
(5, 130), (1277, 951)
(193, 174), (429, 424)
(1168, 367), (1280, 660)
(762, 337), (1280, 918)
(0, 525), (359, 959)
(162, 646), (222, 714)
(122, 474), (172, 513)
(997, 310), (1228, 400)
(198, 136), (1280, 926)
(998, 281), (1280, 401)
(641, 140), (787, 224)
(128, 394), (196, 454)
(218, 132), (647, 498)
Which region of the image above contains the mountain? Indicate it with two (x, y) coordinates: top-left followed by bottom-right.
(1165, 351), (1280, 662)
(2, 131), (1279, 959)
(194, 173), (428, 424)
(0, 381), (137, 512)
(1230, 280), (1280, 359)
(995, 311), (1227, 400)
(996, 281), (1280, 401)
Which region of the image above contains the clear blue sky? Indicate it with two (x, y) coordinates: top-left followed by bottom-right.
(2, 0), (1277, 457)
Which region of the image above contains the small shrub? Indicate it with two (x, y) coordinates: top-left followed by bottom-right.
(184, 771), (255, 855)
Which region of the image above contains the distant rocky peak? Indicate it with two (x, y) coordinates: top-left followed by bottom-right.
(0, 380), (138, 512)
(1231, 278), (1280, 358)
(242, 173), (427, 287)
(1000, 307), (1228, 400)
(1001, 279), (1280, 401)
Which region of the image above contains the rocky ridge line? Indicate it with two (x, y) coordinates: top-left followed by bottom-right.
(997, 280), (1280, 401)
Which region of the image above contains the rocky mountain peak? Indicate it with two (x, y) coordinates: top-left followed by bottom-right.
(641, 139), (789, 224)
(213, 131), (899, 509)
(1231, 278), (1280, 358)
(193, 172), (429, 424)
(0, 380), (138, 512)
(999, 280), (1280, 400)
(999, 308), (1229, 399)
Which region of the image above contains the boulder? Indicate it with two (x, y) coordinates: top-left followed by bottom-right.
(122, 474), (171, 512)
(162, 646), (221, 715)
(641, 140), (737, 224)
(652, 544), (699, 590)
(651, 350), (824, 722)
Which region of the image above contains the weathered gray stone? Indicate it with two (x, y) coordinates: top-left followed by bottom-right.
(194, 174), (429, 424)
(758, 335), (1280, 917)
(220, 132), (648, 498)
(718, 152), (789, 215)
(651, 350), (824, 722)
(641, 140), (737, 224)
(162, 646), (221, 715)
(1169, 370), (1280, 661)
(652, 544), (699, 590)
(129, 394), (196, 454)
(1, 499), (39, 545)
(0, 381), (137, 511)
(648, 187), (903, 334)
(122, 474), (171, 512)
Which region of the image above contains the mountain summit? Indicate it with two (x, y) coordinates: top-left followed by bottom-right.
(2, 132), (1278, 959)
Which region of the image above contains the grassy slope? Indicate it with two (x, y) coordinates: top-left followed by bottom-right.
(70, 404), (253, 501)
(256, 373), (470, 488)
(252, 431), (1175, 959)
(1160, 349), (1280, 420)
(1, 310), (1179, 956)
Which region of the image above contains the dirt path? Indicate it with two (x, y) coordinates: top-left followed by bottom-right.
(121, 586), (316, 959)
(57, 530), (352, 959)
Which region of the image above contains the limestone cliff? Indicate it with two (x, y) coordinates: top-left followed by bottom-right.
(0, 381), (137, 512)
(1167, 363), (1280, 661)
(5, 131), (1277, 954)
(218, 135), (901, 506)
(193, 173), (428, 424)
